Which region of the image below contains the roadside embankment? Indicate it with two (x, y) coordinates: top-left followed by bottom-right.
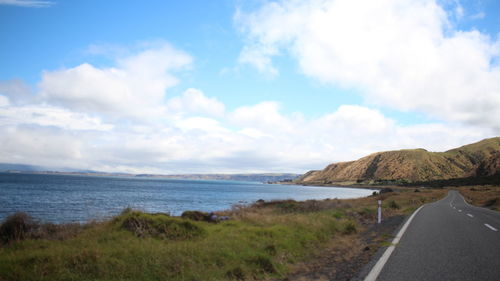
(455, 185), (500, 211)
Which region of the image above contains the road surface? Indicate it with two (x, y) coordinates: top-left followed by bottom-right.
(375, 190), (500, 281)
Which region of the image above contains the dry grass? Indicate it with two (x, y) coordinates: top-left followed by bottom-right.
(456, 185), (500, 211)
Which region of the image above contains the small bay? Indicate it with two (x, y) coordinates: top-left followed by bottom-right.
(0, 173), (373, 223)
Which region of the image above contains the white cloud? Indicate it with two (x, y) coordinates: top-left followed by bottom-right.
(236, 0), (500, 132)
(0, 126), (83, 168)
(0, 0), (53, 7)
(229, 101), (297, 133)
(39, 43), (192, 118)
(0, 95), (9, 107)
(0, 104), (113, 131)
(0, 40), (495, 174)
(166, 88), (225, 118)
(238, 45), (279, 76)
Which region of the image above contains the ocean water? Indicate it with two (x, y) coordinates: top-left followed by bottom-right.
(0, 173), (374, 223)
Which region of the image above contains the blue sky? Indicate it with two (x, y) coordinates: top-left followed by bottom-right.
(0, 0), (499, 173)
(1, 0), (362, 117)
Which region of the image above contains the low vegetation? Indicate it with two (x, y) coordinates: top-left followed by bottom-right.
(457, 185), (500, 211)
(0, 187), (480, 281)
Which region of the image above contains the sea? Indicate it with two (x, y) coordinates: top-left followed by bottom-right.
(0, 173), (374, 224)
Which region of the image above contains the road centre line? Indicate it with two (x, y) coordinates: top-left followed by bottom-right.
(467, 213), (474, 218)
(484, 224), (498, 232)
(458, 210), (462, 212)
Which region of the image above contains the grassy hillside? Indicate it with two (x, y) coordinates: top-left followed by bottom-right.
(297, 137), (500, 185)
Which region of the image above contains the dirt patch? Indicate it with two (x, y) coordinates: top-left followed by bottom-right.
(278, 215), (404, 281)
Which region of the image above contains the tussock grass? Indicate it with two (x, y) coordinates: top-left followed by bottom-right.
(0, 187), (452, 281)
(457, 185), (500, 211)
(116, 210), (206, 240)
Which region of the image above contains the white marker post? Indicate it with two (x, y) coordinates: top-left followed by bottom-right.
(378, 200), (382, 224)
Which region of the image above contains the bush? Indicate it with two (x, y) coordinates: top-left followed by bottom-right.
(275, 201), (301, 213)
(483, 197), (498, 207)
(226, 267), (245, 280)
(247, 255), (276, 273)
(342, 221), (357, 235)
(379, 188), (394, 194)
(388, 200), (400, 209)
(181, 210), (210, 222)
(119, 211), (206, 240)
(0, 212), (37, 244)
(331, 210), (344, 219)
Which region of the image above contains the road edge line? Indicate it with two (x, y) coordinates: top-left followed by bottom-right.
(363, 204), (425, 281)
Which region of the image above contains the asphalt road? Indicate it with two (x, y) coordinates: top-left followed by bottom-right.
(376, 190), (500, 281)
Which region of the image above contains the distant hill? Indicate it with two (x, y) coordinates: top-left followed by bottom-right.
(136, 173), (300, 183)
(295, 137), (500, 186)
(0, 163), (299, 183)
(0, 163), (96, 173)
(0, 163), (42, 172)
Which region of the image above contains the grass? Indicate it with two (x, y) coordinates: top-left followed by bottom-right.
(0, 187), (453, 281)
(456, 185), (500, 211)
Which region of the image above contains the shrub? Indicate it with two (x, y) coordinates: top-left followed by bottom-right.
(275, 201), (300, 213)
(0, 212), (37, 244)
(342, 221), (357, 235)
(331, 210), (344, 219)
(226, 267), (245, 280)
(483, 197), (498, 207)
(119, 211), (205, 240)
(181, 210), (210, 222)
(31, 222), (83, 241)
(247, 255), (276, 273)
(264, 244), (277, 256)
(388, 200), (400, 209)
(358, 207), (375, 219)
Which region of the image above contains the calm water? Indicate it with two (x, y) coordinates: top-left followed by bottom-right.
(0, 173), (374, 223)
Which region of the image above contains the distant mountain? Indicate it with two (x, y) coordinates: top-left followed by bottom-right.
(0, 163), (299, 183)
(295, 137), (500, 185)
(136, 173), (300, 183)
(0, 163), (42, 172)
(0, 163), (97, 173)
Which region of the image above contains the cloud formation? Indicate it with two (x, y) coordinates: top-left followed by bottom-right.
(0, 40), (495, 173)
(39, 43), (192, 118)
(236, 0), (500, 132)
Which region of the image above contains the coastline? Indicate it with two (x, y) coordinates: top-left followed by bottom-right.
(271, 180), (397, 191)
(2, 185), (467, 281)
(0, 173), (375, 224)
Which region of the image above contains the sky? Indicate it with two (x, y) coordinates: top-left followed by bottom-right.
(0, 0), (499, 174)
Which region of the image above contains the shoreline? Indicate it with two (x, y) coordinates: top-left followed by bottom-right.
(0, 174), (376, 225)
(1, 186), (498, 281)
(272, 180), (399, 191)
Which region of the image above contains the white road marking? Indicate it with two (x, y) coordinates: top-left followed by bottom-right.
(364, 205), (425, 281)
(467, 213), (474, 218)
(484, 224), (498, 232)
(458, 210), (462, 212)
